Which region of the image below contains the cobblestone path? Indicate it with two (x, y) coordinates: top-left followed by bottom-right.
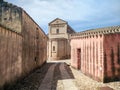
(6, 60), (120, 90)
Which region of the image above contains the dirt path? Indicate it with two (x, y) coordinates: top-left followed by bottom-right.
(38, 64), (56, 90)
(59, 63), (78, 90)
(6, 60), (120, 90)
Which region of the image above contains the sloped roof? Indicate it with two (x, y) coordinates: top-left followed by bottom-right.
(49, 18), (67, 25)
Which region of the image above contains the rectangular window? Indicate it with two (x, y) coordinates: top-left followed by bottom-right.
(53, 46), (55, 51)
(56, 29), (59, 34)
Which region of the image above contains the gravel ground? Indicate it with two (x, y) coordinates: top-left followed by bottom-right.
(65, 60), (120, 90)
(5, 59), (120, 90)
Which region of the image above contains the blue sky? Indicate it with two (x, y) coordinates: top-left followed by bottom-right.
(5, 0), (120, 33)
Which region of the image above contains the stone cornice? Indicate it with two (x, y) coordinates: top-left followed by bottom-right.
(70, 26), (120, 39)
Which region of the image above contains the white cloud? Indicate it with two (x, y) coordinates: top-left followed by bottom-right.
(5, 0), (120, 33)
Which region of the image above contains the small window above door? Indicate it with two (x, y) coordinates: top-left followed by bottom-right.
(56, 29), (59, 34)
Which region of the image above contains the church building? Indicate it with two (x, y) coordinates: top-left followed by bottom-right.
(47, 18), (75, 60)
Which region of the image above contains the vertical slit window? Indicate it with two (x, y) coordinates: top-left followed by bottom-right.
(53, 46), (55, 51)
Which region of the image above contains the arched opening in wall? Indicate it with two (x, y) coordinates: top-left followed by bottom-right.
(77, 48), (81, 70)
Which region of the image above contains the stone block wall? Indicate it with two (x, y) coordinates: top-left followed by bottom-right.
(21, 11), (47, 77)
(0, 26), (22, 88)
(0, 1), (22, 33)
(0, 1), (47, 89)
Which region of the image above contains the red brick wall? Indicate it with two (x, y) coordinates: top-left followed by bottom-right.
(0, 26), (22, 88)
(71, 35), (104, 81)
(103, 33), (120, 82)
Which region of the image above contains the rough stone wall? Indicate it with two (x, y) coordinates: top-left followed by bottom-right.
(71, 35), (104, 81)
(0, 1), (47, 89)
(0, 1), (22, 33)
(103, 33), (120, 82)
(21, 11), (47, 76)
(0, 26), (22, 88)
(37, 29), (47, 65)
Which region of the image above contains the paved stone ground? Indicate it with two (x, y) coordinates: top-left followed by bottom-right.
(6, 59), (120, 90)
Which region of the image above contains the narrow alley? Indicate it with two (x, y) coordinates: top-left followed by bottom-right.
(5, 60), (120, 90)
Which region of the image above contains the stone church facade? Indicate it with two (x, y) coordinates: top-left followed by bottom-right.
(70, 26), (120, 82)
(47, 18), (75, 60)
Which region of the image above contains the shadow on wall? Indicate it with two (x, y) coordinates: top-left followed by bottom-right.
(3, 62), (46, 90)
(4, 62), (75, 90)
(104, 46), (120, 83)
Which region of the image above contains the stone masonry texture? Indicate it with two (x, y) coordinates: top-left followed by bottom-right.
(0, 1), (47, 89)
